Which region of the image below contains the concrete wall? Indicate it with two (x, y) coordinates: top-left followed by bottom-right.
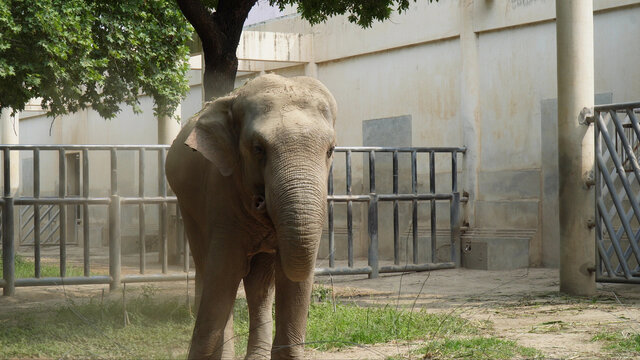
(245, 0), (640, 267)
(14, 0), (640, 267)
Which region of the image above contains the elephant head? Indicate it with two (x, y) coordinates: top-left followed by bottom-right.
(185, 74), (337, 282)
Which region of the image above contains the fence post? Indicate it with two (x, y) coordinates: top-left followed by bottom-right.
(368, 150), (378, 279)
(109, 194), (121, 291)
(109, 149), (121, 291)
(368, 195), (379, 279)
(2, 196), (15, 296)
(556, 0), (596, 295)
(450, 192), (461, 267)
(3, 147), (15, 296)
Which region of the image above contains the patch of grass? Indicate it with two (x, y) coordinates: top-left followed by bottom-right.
(0, 253), (85, 278)
(529, 320), (568, 334)
(305, 302), (475, 351)
(592, 331), (640, 354)
(415, 337), (542, 360)
(0, 284), (529, 359)
(0, 291), (194, 359)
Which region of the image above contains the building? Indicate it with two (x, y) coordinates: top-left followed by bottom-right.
(11, 0), (640, 270)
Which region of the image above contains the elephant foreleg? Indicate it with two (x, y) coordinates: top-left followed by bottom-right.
(271, 255), (314, 360)
(188, 245), (244, 360)
(243, 252), (276, 360)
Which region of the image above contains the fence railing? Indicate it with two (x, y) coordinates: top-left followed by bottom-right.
(594, 102), (640, 284)
(318, 146), (465, 278)
(1, 144), (465, 295)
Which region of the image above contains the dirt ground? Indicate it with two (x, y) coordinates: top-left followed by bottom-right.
(2, 265), (639, 359)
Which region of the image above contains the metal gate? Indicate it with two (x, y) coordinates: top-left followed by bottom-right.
(594, 101), (640, 283)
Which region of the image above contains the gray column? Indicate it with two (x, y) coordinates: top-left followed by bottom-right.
(158, 105), (181, 145)
(460, 0), (480, 230)
(556, 0), (596, 296)
(0, 108), (19, 195)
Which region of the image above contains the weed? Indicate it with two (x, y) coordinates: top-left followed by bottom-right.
(305, 302), (475, 351)
(416, 337), (542, 360)
(0, 253), (85, 278)
(592, 331), (640, 355)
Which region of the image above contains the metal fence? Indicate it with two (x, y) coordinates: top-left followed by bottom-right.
(318, 146), (465, 278)
(1, 144), (465, 295)
(594, 102), (640, 284)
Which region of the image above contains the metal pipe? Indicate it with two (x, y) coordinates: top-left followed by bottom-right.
(111, 149), (118, 196)
(139, 149), (146, 274)
(412, 151), (418, 264)
(450, 192), (460, 266)
(159, 148), (168, 274)
(15, 197), (111, 205)
(15, 276), (111, 287)
(2, 196), (15, 295)
(58, 149), (66, 277)
(34, 149), (41, 278)
(122, 273), (196, 283)
(0, 144), (469, 153)
(82, 148), (90, 277)
(346, 150), (353, 267)
(3, 148), (10, 196)
(452, 151), (458, 193)
(315, 266), (372, 276)
(109, 194), (121, 291)
(328, 163), (334, 268)
(594, 101), (640, 111)
(109, 149), (120, 291)
(393, 151), (399, 265)
(430, 151), (436, 263)
(368, 151), (378, 279)
(595, 164), (640, 268)
(380, 262), (455, 273)
(609, 111), (640, 184)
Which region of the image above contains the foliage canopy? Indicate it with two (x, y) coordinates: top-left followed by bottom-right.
(274, 0), (435, 28)
(0, 0), (193, 119)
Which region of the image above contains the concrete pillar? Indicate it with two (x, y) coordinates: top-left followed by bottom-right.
(460, 0), (480, 232)
(1, 108), (19, 195)
(158, 105), (181, 145)
(556, 0), (596, 296)
(304, 62), (318, 78)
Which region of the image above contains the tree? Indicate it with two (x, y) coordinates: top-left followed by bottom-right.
(177, 0), (435, 101)
(0, 0), (193, 119)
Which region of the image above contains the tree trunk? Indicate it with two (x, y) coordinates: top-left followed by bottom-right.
(201, 41), (239, 100)
(176, 0), (258, 101)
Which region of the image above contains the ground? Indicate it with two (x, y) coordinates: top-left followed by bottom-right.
(1, 264), (639, 359)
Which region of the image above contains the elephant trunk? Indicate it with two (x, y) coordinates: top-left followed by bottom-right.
(267, 155), (327, 282)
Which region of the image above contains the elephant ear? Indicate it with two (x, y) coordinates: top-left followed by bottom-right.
(185, 95), (238, 176)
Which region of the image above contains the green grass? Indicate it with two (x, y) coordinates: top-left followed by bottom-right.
(413, 337), (542, 360)
(592, 331), (640, 355)
(0, 285), (537, 359)
(1, 253), (85, 278)
(0, 289), (194, 359)
(306, 302), (475, 351)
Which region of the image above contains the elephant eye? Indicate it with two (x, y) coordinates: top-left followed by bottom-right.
(253, 144), (265, 157)
(327, 145), (335, 158)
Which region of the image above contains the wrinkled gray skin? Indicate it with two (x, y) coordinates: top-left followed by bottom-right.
(166, 74), (337, 359)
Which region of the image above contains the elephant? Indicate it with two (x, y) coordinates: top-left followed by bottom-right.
(165, 74), (337, 359)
